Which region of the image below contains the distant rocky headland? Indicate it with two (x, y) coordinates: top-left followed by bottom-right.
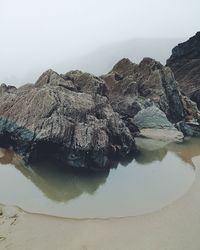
(0, 32), (200, 170)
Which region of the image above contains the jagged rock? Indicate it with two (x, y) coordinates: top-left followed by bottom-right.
(0, 84), (16, 97)
(111, 58), (137, 77)
(35, 69), (77, 91)
(1, 42), (200, 170)
(176, 121), (200, 137)
(167, 32), (200, 104)
(0, 70), (136, 170)
(102, 57), (198, 124)
(62, 70), (108, 96)
(181, 95), (200, 121)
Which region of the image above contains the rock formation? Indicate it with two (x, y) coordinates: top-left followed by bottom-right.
(1, 36), (200, 170)
(0, 72), (136, 170)
(167, 32), (200, 108)
(101, 57), (199, 125)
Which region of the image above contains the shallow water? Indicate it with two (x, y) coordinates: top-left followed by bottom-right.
(0, 138), (199, 218)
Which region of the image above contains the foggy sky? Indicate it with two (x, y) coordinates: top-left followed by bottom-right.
(0, 0), (200, 86)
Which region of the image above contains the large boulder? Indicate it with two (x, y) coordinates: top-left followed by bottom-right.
(0, 71), (136, 170)
(132, 106), (174, 129)
(132, 106), (183, 141)
(167, 32), (200, 105)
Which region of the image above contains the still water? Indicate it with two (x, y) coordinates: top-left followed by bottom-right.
(0, 138), (199, 218)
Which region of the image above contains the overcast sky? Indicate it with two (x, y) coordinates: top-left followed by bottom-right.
(0, 0), (200, 85)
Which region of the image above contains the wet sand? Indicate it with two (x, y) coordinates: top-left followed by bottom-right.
(1, 156), (200, 250)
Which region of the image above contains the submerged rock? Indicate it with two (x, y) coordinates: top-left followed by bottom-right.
(0, 73), (136, 170)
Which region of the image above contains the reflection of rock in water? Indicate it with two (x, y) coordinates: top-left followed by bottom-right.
(135, 137), (200, 166)
(0, 147), (14, 164)
(135, 138), (168, 164)
(135, 148), (168, 164)
(4, 154), (109, 202)
(0, 138), (199, 203)
(20, 161), (110, 202)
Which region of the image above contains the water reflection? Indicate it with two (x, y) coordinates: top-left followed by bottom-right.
(19, 161), (109, 202)
(168, 138), (200, 165)
(135, 138), (168, 164)
(0, 139), (199, 203)
(0, 146), (137, 203)
(0, 138), (198, 218)
(0, 149), (109, 202)
(135, 137), (200, 167)
(0, 147), (15, 165)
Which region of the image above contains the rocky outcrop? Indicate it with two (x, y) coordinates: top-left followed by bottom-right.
(167, 32), (200, 107)
(61, 70), (108, 96)
(35, 69), (77, 91)
(0, 72), (136, 170)
(102, 57), (199, 124)
(1, 43), (200, 170)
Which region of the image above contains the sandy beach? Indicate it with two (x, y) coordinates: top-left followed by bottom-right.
(0, 156), (199, 250)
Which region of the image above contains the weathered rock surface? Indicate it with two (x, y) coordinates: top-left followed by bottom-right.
(61, 70), (108, 96)
(0, 72), (136, 170)
(167, 32), (200, 108)
(35, 69), (77, 91)
(0, 84), (17, 97)
(102, 57), (199, 124)
(132, 106), (183, 141)
(176, 121), (200, 137)
(1, 40), (200, 170)
(132, 106), (176, 129)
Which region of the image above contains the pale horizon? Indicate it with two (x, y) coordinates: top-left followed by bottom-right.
(0, 0), (199, 85)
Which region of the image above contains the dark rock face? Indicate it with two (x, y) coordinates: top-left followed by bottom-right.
(102, 57), (199, 124)
(176, 121), (200, 137)
(167, 32), (200, 101)
(0, 73), (136, 170)
(191, 90), (200, 109)
(35, 69), (77, 91)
